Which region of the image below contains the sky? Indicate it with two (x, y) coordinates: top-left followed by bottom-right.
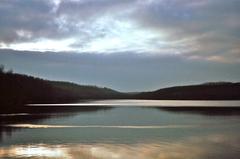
(0, 0), (240, 92)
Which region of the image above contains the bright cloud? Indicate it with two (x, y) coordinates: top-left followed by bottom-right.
(2, 38), (76, 52)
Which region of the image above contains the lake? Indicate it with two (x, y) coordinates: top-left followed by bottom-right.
(1, 100), (240, 159)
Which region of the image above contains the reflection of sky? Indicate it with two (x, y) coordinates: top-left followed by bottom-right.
(1, 107), (240, 158)
(1, 106), (240, 146)
(5, 123), (196, 129)
(0, 134), (239, 159)
(28, 99), (240, 107)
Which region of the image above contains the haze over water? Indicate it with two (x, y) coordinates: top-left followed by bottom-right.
(1, 100), (240, 159)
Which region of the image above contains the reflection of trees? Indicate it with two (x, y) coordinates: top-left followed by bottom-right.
(156, 107), (240, 116)
(0, 126), (15, 142)
(0, 106), (112, 143)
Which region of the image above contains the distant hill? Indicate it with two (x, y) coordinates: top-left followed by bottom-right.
(1, 65), (240, 113)
(0, 71), (126, 112)
(136, 82), (240, 100)
(49, 81), (126, 99)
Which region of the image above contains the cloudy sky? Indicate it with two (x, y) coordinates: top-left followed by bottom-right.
(0, 0), (240, 91)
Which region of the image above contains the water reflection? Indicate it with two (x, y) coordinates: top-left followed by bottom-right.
(0, 134), (239, 159)
(156, 107), (240, 116)
(5, 124), (196, 129)
(30, 100), (240, 107)
(1, 104), (240, 159)
(0, 106), (112, 142)
(0, 106), (112, 124)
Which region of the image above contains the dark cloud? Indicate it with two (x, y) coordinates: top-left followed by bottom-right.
(0, 0), (60, 43)
(57, 0), (136, 20)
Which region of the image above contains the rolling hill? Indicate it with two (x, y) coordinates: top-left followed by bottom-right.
(1, 68), (240, 113)
(136, 82), (240, 100)
(0, 71), (126, 112)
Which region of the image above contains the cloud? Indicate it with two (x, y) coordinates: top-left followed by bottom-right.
(0, 0), (59, 43)
(131, 0), (240, 62)
(0, 0), (239, 63)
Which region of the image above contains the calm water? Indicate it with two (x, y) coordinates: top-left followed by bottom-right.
(1, 100), (240, 159)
